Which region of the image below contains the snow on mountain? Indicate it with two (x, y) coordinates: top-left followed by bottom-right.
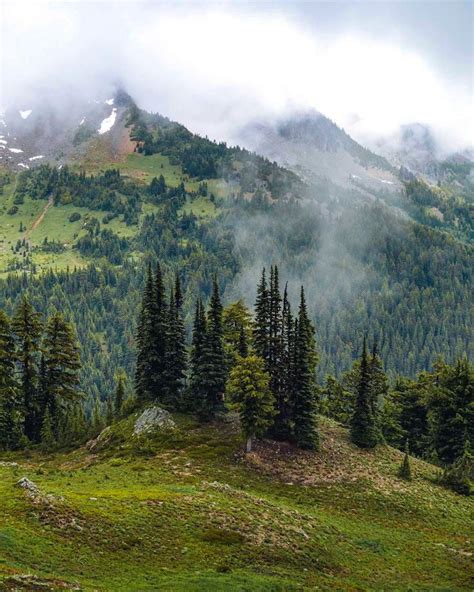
(98, 108), (117, 134)
(19, 109), (32, 120)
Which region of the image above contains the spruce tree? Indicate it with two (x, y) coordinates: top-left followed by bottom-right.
(253, 268), (269, 363)
(40, 405), (56, 451)
(368, 341), (387, 442)
(237, 325), (248, 358)
(0, 310), (22, 450)
(398, 439), (412, 480)
(165, 275), (187, 407)
(115, 373), (126, 417)
(42, 312), (82, 435)
(12, 296), (42, 442)
(189, 299), (208, 417)
(350, 338), (379, 449)
(292, 287), (319, 450)
(149, 262), (169, 401)
(135, 264), (156, 403)
(200, 277), (226, 419)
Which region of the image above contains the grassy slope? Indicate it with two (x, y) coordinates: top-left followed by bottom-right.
(0, 416), (471, 591)
(0, 148), (219, 276)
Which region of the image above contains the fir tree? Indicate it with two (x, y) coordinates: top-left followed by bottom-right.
(149, 262), (169, 401)
(226, 355), (275, 452)
(253, 268), (269, 363)
(189, 299), (208, 417)
(165, 275), (187, 407)
(200, 277), (226, 419)
(115, 373), (126, 417)
(237, 324), (248, 358)
(398, 439), (412, 480)
(350, 337), (379, 449)
(135, 264), (156, 403)
(40, 405), (56, 451)
(0, 310), (22, 449)
(42, 312), (82, 434)
(368, 341), (387, 442)
(106, 394), (114, 425)
(440, 439), (473, 496)
(292, 287), (319, 450)
(12, 297), (42, 442)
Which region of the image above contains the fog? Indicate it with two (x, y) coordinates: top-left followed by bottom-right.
(2, 1), (473, 155)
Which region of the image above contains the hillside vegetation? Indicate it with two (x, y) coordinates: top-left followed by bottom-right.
(0, 415), (472, 592)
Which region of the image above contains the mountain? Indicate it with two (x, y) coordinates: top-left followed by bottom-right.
(0, 90), (471, 399)
(237, 110), (401, 197)
(0, 414), (472, 591)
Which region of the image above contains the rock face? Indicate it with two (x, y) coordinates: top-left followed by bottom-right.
(85, 426), (112, 453)
(133, 406), (176, 436)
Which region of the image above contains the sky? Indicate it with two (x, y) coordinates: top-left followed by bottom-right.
(1, 0), (473, 153)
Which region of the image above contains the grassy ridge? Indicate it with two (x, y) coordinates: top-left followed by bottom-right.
(0, 417), (472, 591)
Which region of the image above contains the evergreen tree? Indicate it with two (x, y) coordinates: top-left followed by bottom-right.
(165, 275), (187, 407)
(114, 373), (126, 417)
(398, 439), (412, 480)
(350, 338), (379, 449)
(440, 439), (473, 496)
(237, 325), (248, 358)
(188, 299), (208, 417)
(12, 297), (42, 442)
(200, 277), (226, 419)
(368, 341), (387, 442)
(40, 405), (56, 451)
(106, 394), (114, 425)
(42, 312), (82, 435)
(149, 262), (169, 401)
(253, 268), (269, 363)
(0, 310), (22, 449)
(135, 264), (156, 403)
(226, 355), (275, 452)
(292, 287), (319, 450)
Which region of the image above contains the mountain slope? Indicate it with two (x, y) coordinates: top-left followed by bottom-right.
(0, 415), (472, 591)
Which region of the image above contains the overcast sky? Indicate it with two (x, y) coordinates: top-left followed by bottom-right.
(1, 0), (473, 152)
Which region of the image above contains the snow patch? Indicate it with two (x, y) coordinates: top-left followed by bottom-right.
(19, 110), (32, 120)
(380, 180), (394, 185)
(9, 148), (23, 153)
(29, 155), (44, 161)
(0, 139), (7, 145)
(79, 117), (85, 126)
(104, 98), (114, 105)
(98, 108), (117, 134)
(18, 163), (29, 169)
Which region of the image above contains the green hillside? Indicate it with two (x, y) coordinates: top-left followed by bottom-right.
(0, 415), (472, 592)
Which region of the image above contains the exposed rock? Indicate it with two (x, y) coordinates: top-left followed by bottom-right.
(85, 425), (112, 452)
(0, 461), (18, 467)
(2, 574), (81, 590)
(133, 406), (176, 436)
(16, 477), (39, 494)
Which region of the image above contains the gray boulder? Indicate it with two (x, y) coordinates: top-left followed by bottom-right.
(133, 406), (176, 436)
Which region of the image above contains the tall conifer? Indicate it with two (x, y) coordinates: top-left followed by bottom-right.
(351, 338), (379, 448)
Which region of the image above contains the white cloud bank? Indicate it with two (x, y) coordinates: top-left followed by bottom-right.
(2, 2), (472, 153)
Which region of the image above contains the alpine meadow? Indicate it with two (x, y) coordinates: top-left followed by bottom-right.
(0, 2), (472, 591)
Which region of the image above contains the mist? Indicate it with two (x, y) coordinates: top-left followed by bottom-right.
(2, 1), (473, 155)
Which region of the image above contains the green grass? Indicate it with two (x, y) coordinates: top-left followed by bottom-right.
(0, 416), (471, 591)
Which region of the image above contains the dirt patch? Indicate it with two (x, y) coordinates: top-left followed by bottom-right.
(1, 574), (80, 591)
(24, 197), (54, 240)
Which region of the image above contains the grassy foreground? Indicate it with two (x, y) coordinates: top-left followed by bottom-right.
(0, 415), (472, 591)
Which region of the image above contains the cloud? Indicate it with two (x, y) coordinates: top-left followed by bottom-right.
(2, 1), (472, 152)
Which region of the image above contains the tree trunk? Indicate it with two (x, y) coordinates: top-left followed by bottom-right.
(245, 435), (253, 453)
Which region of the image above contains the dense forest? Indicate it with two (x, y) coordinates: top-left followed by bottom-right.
(1, 263), (472, 494)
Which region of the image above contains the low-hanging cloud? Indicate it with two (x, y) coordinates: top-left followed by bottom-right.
(2, 1), (472, 154)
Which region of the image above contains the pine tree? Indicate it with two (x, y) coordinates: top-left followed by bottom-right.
(114, 373), (126, 417)
(200, 277), (226, 419)
(189, 298), (208, 416)
(40, 405), (56, 451)
(135, 264), (156, 403)
(237, 324), (248, 358)
(106, 394), (114, 425)
(292, 287), (319, 450)
(226, 355), (275, 452)
(12, 297), (42, 442)
(0, 310), (22, 450)
(148, 262), (169, 402)
(165, 275), (187, 407)
(398, 439), (412, 480)
(91, 395), (104, 435)
(350, 337), (379, 449)
(253, 268), (269, 363)
(440, 439), (473, 496)
(42, 312), (82, 434)
(368, 341), (387, 442)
